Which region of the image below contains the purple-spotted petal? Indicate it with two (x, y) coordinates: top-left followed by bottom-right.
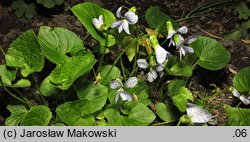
(120, 91), (133, 101)
(124, 77), (138, 88)
(186, 35), (197, 44)
(111, 20), (123, 28)
(186, 103), (212, 123)
(124, 11), (138, 25)
(116, 7), (123, 18)
(110, 80), (122, 90)
(177, 26), (188, 34)
(137, 59), (149, 69)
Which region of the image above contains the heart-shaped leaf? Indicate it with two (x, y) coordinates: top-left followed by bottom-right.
(156, 103), (180, 123)
(56, 100), (95, 126)
(104, 108), (123, 126)
(38, 26), (84, 64)
(233, 66), (250, 92)
(99, 65), (121, 86)
(5, 105), (28, 126)
(6, 29), (44, 77)
(190, 36), (230, 70)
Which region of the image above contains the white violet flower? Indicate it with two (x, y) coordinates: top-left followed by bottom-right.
(111, 7), (138, 34)
(110, 77), (138, 103)
(92, 15), (105, 31)
(231, 87), (250, 105)
(137, 58), (165, 82)
(186, 103), (213, 123)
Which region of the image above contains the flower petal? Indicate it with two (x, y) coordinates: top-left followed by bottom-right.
(239, 95), (250, 105)
(177, 26), (188, 34)
(124, 77), (138, 88)
(137, 59), (149, 69)
(147, 70), (157, 82)
(186, 103), (212, 123)
(122, 20), (130, 34)
(186, 35), (197, 44)
(155, 45), (167, 64)
(120, 91), (133, 101)
(115, 92), (121, 103)
(183, 46), (194, 53)
(124, 11), (138, 25)
(111, 20), (123, 28)
(155, 64), (164, 72)
(110, 80), (122, 89)
(116, 7), (123, 18)
(167, 31), (176, 39)
(92, 18), (102, 29)
(176, 34), (185, 49)
(168, 39), (175, 47)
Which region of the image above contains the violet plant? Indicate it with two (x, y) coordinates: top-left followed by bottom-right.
(1, 2), (247, 126)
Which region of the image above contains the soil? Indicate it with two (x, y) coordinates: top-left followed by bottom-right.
(0, 0), (249, 126)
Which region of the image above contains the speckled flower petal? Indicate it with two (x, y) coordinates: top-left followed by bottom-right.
(155, 45), (167, 64)
(232, 88), (240, 98)
(110, 80), (122, 90)
(147, 70), (158, 82)
(186, 35), (197, 44)
(111, 20), (123, 28)
(124, 77), (138, 88)
(186, 103), (212, 123)
(177, 26), (188, 34)
(239, 95), (250, 105)
(124, 11), (138, 25)
(120, 91), (133, 101)
(137, 59), (149, 69)
(116, 7), (123, 18)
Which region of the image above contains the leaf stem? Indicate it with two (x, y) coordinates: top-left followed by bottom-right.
(0, 46), (5, 56)
(120, 58), (127, 81)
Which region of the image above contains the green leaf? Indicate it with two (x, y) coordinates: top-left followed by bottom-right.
(121, 36), (138, 62)
(145, 6), (177, 36)
(165, 56), (193, 77)
(0, 65), (31, 88)
(225, 105), (250, 126)
(38, 26), (84, 64)
(190, 36), (231, 70)
(48, 52), (96, 90)
(5, 105), (28, 126)
(6, 30), (44, 77)
(21, 105), (52, 126)
(233, 66), (250, 92)
(122, 101), (156, 126)
(168, 80), (194, 112)
(99, 65), (121, 86)
(156, 103), (180, 123)
(75, 80), (108, 115)
(56, 100), (95, 126)
(125, 80), (151, 106)
(39, 77), (58, 96)
(12, 0), (37, 19)
(224, 29), (243, 41)
(104, 108), (123, 126)
(36, 0), (64, 8)
(71, 2), (116, 47)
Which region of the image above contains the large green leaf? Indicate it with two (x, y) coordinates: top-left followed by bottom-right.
(104, 108), (123, 126)
(122, 101), (156, 126)
(75, 80), (108, 115)
(190, 36), (230, 70)
(5, 29), (44, 77)
(99, 65), (121, 86)
(5, 105), (28, 126)
(48, 52), (96, 90)
(233, 66), (250, 92)
(145, 6), (177, 36)
(225, 105), (250, 126)
(71, 2), (116, 47)
(39, 77), (58, 96)
(38, 26), (84, 64)
(156, 103), (180, 123)
(168, 80), (194, 112)
(20, 105), (52, 126)
(165, 56), (193, 77)
(56, 100), (95, 126)
(125, 80), (151, 106)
